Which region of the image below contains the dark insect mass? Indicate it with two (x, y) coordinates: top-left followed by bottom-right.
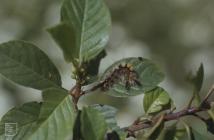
(100, 64), (141, 91)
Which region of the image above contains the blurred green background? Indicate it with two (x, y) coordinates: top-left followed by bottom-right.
(0, 0), (214, 139)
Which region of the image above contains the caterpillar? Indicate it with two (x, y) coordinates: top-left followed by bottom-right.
(100, 63), (141, 91)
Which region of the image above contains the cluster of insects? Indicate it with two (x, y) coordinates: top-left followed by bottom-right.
(100, 63), (141, 91)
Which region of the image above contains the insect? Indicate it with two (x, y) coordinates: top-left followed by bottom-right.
(100, 63), (141, 91)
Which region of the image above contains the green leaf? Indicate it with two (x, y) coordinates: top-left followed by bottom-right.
(47, 23), (76, 62)
(173, 129), (186, 140)
(0, 40), (62, 90)
(187, 64), (204, 93)
(82, 50), (107, 84)
(100, 57), (164, 97)
(71, 50), (107, 85)
(0, 89), (76, 140)
(92, 105), (117, 129)
(92, 104), (127, 140)
(73, 111), (82, 140)
(81, 106), (107, 140)
(0, 102), (41, 139)
(204, 118), (214, 134)
(187, 64), (204, 105)
(157, 124), (177, 140)
(191, 129), (211, 140)
(73, 105), (126, 140)
(105, 131), (121, 140)
(182, 122), (211, 140)
(183, 122), (195, 140)
(208, 108), (214, 121)
(27, 88), (76, 140)
(144, 115), (165, 140)
(143, 87), (171, 114)
(157, 124), (186, 140)
(49, 0), (111, 63)
(155, 128), (185, 140)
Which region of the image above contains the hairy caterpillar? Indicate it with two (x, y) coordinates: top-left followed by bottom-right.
(100, 64), (141, 91)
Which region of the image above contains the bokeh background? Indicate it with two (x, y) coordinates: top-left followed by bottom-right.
(0, 0), (214, 139)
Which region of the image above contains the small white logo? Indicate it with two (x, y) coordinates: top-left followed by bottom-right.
(5, 123), (17, 137)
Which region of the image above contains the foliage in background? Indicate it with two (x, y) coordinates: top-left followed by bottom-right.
(0, 0), (214, 140)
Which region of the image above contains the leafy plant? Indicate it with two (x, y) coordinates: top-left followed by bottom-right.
(0, 0), (214, 140)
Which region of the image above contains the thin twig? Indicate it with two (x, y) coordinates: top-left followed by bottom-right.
(202, 85), (214, 103)
(187, 94), (196, 108)
(124, 91), (214, 139)
(124, 106), (205, 137)
(70, 82), (82, 110)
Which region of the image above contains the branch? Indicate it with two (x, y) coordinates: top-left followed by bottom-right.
(70, 82), (83, 110)
(124, 85), (214, 138)
(124, 106), (206, 137)
(201, 85), (214, 105)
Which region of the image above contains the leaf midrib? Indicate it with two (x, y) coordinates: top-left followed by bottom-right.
(0, 51), (60, 89)
(79, 0), (88, 63)
(147, 93), (169, 113)
(147, 94), (162, 113)
(26, 95), (70, 139)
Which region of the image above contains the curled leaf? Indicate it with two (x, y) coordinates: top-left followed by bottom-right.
(144, 87), (171, 114)
(100, 57), (164, 97)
